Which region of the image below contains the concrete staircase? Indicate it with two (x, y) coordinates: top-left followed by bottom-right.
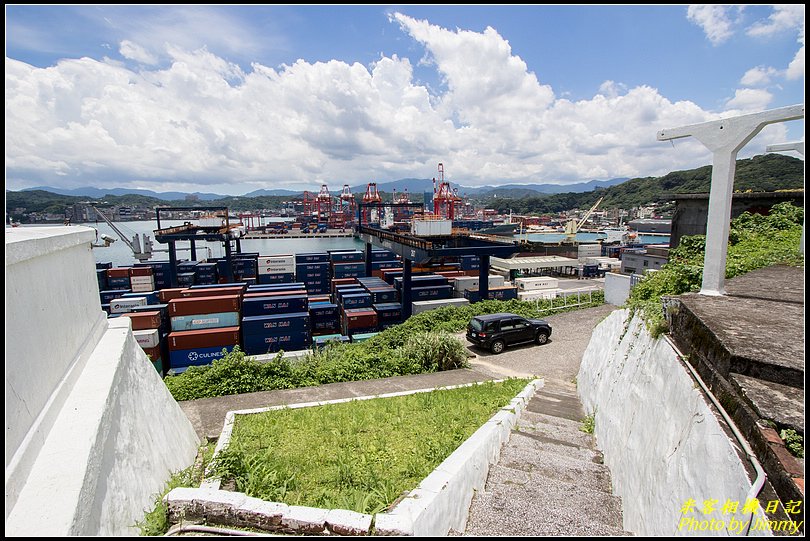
(462, 381), (631, 536)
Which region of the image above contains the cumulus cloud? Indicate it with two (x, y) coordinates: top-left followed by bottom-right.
(725, 88), (774, 111)
(740, 65), (779, 86)
(119, 40), (158, 65)
(687, 5), (737, 45)
(4, 12), (791, 192)
(746, 5), (805, 37)
(786, 39), (804, 80)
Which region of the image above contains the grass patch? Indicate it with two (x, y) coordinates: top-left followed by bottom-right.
(213, 379), (530, 514)
(166, 294), (604, 401)
(780, 429), (804, 459)
(580, 413), (595, 434)
(136, 444), (215, 536)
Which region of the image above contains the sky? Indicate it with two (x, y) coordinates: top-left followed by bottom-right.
(5, 5), (805, 195)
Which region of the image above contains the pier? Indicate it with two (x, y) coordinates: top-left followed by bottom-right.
(244, 229), (356, 239)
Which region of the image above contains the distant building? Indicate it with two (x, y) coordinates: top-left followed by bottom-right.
(627, 218), (672, 234)
(620, 245), (670, 275)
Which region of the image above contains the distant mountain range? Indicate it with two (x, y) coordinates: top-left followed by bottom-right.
(19, 176), (630, 201)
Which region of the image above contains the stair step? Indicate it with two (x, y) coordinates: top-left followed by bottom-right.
(525, 393), (586, 423)
(497, 440), (614, 493)
(506, 429), (603, 465)
(483, 464), (624, 529)
(465, 491), (630, 536)
(515, 415), (596, 450)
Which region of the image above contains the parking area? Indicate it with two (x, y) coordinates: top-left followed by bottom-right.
(459, 304), (617, 384)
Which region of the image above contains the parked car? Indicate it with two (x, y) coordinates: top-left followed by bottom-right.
(466, 312), (552, 354)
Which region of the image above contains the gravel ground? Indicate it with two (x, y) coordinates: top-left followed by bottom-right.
(459, 304), (618, 385)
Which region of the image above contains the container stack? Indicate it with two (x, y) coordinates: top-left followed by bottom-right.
(341, 307), (378, 337)
(451, 275), (506, 298)
(515, 276), (561, 300)
(107, 267), (132, 290)
(257, 255), (295, 285)
(295, 253), (330, 295)
(309, 302), (341, 336)
(459, 255), (481, 276)
(167, 293), (241, 370)
(232, 253), (259, 283)
(396, 275), (453, 301)
(372, 302), (402, 329)
(194, 262), (219, 285)
(241, 284), (310, 354)
(120, 310), (166, 374)
(129, 266), (156, 293)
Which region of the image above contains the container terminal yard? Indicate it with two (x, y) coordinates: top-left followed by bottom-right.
(94, 166), (650, 376)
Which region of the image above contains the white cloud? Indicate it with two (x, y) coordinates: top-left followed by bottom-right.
(746, 5), (805, 37)
(739, 65), (779, 86)
(786, 42), (804, 80)
(119, 40), (158, 65)
(725, 88), (774, 111)
(5, 13), (792, 193)
(687, 5), (736, 45)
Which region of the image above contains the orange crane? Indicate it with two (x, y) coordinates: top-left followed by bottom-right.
(433, 163), (462, 220)
(362, 182), (382, 224)
(315, 183), (331, 223)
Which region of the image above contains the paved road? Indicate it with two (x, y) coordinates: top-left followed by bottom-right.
(461, 304), (617, 385)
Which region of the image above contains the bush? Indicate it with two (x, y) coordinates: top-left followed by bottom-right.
(627, 202), (804, 331)
(165, 293), (606, 402)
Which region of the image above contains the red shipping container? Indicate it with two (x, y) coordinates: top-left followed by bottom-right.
(119, 311), (162, 330)
(129, 267), (154, 277)
(159, 288), (187, 303)
(107, 267), (131, 278)
(308, 295), (331, 303)
(330, 278), (357, 293)
(142, 345), (162, 361)
(181, 286), (245, 298)
(243, 289), (307, 298)
(436, 271), (466, 278)
(168, 327), (240, 350)
(168, 295), (241, 316)
(341, 308), (377, 329)
(371, 271), (384, 278)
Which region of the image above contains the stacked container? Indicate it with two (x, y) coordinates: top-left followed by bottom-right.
(120, 310), (165, 374)
(195, 262), (219, 285)
(129, 266), (156, 293)
(167, 294), (241, 370)
(463, 286), (519, 302)
(241, 285), (310, 354)
(107, 268), (132, 290)
(295, 253), (330, 295)
(341, 308), (378, 336)
(309, 302), (340, 336)
(257, 254), (295, 285)
(372, 302), (402, 329)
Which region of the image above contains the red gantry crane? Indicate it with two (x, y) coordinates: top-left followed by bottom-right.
(362, 182), (382, 224)
(433, 163), (462, 220)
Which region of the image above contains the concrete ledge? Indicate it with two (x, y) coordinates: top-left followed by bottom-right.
(174, 379), (541, 535)
(4, 225), (96, 266)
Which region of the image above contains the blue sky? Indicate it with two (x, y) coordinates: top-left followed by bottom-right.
(5, 5), (805, 194)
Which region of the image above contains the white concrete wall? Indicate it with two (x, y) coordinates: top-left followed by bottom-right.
(603, 272), (632, 305)
(5, 227), (199, 535)
(578, 310), (767, 536)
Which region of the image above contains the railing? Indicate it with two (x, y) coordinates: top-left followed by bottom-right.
(358, 225), (434, 251)
(531, 290), (596, 314)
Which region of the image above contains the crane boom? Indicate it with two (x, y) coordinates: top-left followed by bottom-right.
(564, 197), (603, 240)
(92, 206), (139, 253)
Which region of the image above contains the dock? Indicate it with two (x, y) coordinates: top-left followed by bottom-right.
(244, 230), (356, 239)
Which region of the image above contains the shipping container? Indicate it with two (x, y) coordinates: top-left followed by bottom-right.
(410, 285), (453, 300)
(168, 295), (241, 316)
(248, 282), (306, 292)
(257, 272), (296, 284)
(170, 311), (240, 332)
(243, 289), (308, 299)
(129, 267), (153, 277)
(452, 275), (506, 292)
(158, 288), (186, 303)
(242, 312), (310, 335)
(241, 295), (308, 317)
(168, 326), (240, 350)
(258, 254), (295, 267)
(107, 276), (132, 289)
(259, 264), (296, 275)
(133, 328), (160, 348)
(330, 278), (358, 293)
(366, 287), (398, 304)
(342, 293), (372, 309)
(96, 262), (113, 270)
(96, 269), (109, 290)
(100, 289), (131, 304)
(314, 334), (350, 347)
(189, 282), (247, 291)
(119, 310), (162, 330)
(309, 302), (339, 318)
(312, 319), (341, 334)
(514, 277), (560, 291)
(308, 295), (331, 304)
(373, 302), (402, 321)
(180, 286), (245, 298)
(122, 291), (160, 305)
(463, 286), (518, 302)
(394, 274), (449, 290)
(177, 272), (196, 287)
(295, 252), (330, 264)
(107, 267), (131, 278)
(168, 344), (236, 369)
(110, 296), (148, 313)
(340, 308), (378, 334)
(242, 332), (311, 355)
(371, 250), (397, 261)
(412, 298), (470, 315)
(350, 332), (378, 343)
(329, 250), (364, 263)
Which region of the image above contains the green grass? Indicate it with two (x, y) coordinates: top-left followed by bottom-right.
(580, 413), (595, 435)
(136, 444), (215, 536)
(213, 379), (530, 514)
(165, 294), (604, 402)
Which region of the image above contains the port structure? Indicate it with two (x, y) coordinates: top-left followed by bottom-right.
(152, 206), (245, 286)
(432, 163), (463, 220)
(357, 200), (519, 318)
(361, 182), (382, 224)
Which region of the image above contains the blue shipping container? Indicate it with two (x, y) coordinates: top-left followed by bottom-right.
(342, 293), (372, 308)
(373, 302), (402, 320)
(242, 312), (310, 335)
(411, 285), (453, 300)
(257, 273), (296, 285)
(249, 282), (306, 291)
(169, 345), (235, 369)
(312, 319), (340, 332)
(96, 262), (113, 270)
(242, 295), (308, 317)
(100, 289), (132, 304)
(108, 277), (132, 289)
(309, 302), (339, 318)
(329, 251), (364, 263)
(242, 332), (311, 355)
(296, 252), (330, 264)
(171, 311), (240, 331)
(368, 288), (398, 304)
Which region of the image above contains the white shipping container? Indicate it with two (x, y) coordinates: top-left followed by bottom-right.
(258, 264), (296, 275)
(578, 244), (601, 260)
(130, 276), (156, 285)
(515, 277), (560, 291)
(452, 275), (505, 292)
(258, 255), (295, 267)
(133, 329), (160, 348)
(518, 289), (561, 301)
(411, 219), (452, 237)
(131, 284), (155, 293)
(412, 298), (470, 315)
(110, 297), (147, 313)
